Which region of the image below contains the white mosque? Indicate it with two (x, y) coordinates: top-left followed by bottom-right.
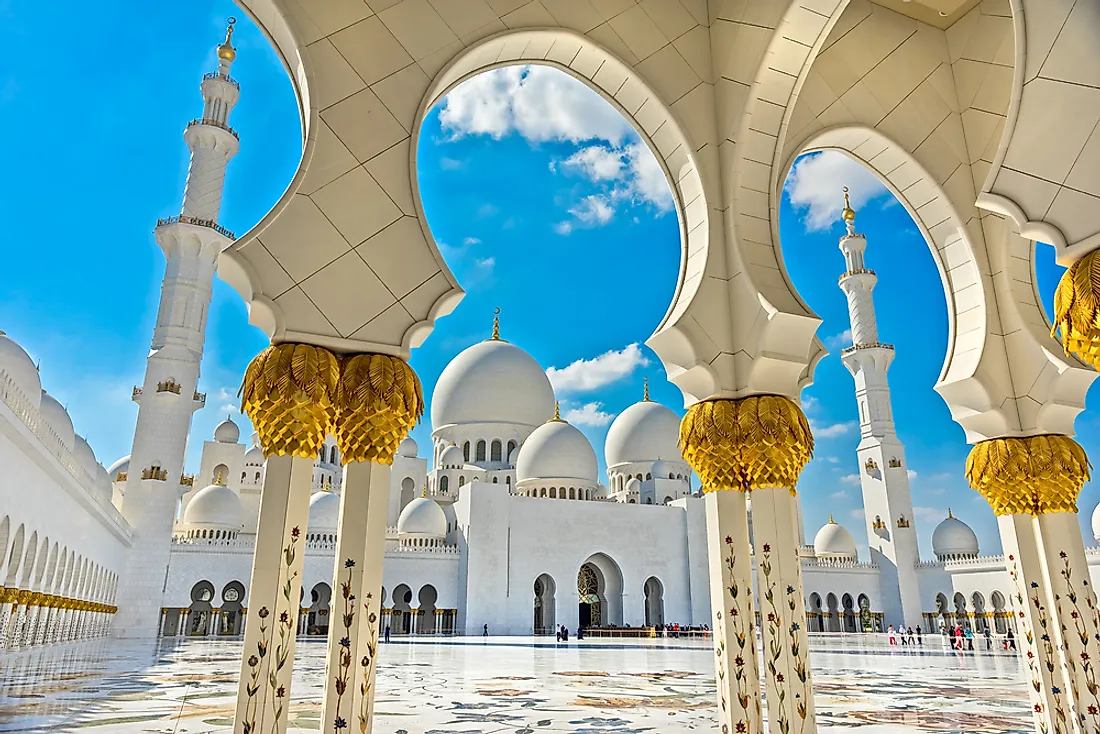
(3, 21), (1100, 649)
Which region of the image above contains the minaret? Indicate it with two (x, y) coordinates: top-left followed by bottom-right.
(836, 188), (921, 629)
(113, 21), (242, 636)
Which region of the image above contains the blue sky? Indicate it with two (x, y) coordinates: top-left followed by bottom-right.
(1, 2), (1096, 561)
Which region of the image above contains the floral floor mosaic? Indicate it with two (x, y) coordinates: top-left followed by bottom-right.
(0, 635), (1032, 733)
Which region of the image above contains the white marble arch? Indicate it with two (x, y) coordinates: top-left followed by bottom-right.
(224, 3), (728, 403)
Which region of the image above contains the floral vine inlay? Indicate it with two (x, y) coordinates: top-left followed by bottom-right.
(357, 591), (379, 733)
(722, 534), (758, 733)
(333, 558), (357, 732)
(1057, 549), (1100, 732)
(269, 526), (300, 729)
(1008, 553), (1062, 734)
(759, 543), (790, 734)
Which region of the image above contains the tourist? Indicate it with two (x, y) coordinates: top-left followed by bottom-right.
(915, 626), (922, 645)
(577, 626), (584, 640)
(947, 625), (956, 649)
(907, 627), (915, 645)
(983, 627), (992, 650)
(384, 625), (390, 643)
(888, 625), (896, 645)
(555, 626), (561, 642)
(964, 627), (974, 651)
(1007, 628), (1016, 650)
(899, 625), (907, 645)
(561, 625), (569, 642)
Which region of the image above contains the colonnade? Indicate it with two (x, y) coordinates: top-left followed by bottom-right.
(0, 589), (115, 648)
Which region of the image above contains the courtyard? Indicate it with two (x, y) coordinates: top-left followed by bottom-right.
(1, 636), (1031, 733)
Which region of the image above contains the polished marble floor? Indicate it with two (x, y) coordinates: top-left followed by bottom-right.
(0, 635), (1032, 733)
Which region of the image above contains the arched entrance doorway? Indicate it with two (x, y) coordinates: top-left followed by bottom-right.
(417, 585), (438, 634)
(220, 581), (245, 635)
(391, 584), (413, 635)
(308, 582), (331, 636)
(577, 553), (623, 629)
(643, 577), (664, 627)
(533, 574), (555, 635)
(188, 580), (215, 636)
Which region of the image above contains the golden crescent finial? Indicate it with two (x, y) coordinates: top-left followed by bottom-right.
(643, 376), (650, 402)
(829, 513), (835, 524)
(550, 401), (563, 422)
(841, 186), (856, 224)
(947, 507), (954, 519)
(217, 17), (237, 63)
(491, 307), (501, 340)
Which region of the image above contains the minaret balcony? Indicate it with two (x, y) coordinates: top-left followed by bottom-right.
(157, 379), (183, 395)
(838, 268), (876, 282)
(131, 386), (142, 402)
(193, 391), (207, 407)
(841, 342), (894, 356)
(202, 71), (239, 89)
(155, 214), (236, 241)
(141, 466), (168, 481)
(180, 474), (195, 487)
(186, 116), (239, 140)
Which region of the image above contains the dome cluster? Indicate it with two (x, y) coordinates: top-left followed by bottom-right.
(0, 331), (112, 504)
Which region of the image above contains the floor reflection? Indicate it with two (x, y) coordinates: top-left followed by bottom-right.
(0, 636), (1032, 732)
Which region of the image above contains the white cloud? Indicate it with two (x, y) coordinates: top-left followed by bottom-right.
(559, 146), (625, 181)
(463, 236), (481, 246)
(569, 195), (615, 226)
(829, 489), (847, 500)
(474, 257), (495, 272)
(553, 221), (573, 235)
(552, 143), (673, 234)
(824, 456), (839, 464)
(849, 508), (865, 521)
(546, 343), (650, 393)
(625, 143), (671, 209)
(440, 157), (463, 170)
(563, 402), (615, 426)
(811, 420), (858, 438)
(785, 151), (890, 231)
(439, 65), (632, 145)
(841, 474), (861, 486)
(825, 329), (852, 350)
(801, 394), (820, 412)
(907, 469), (917, 482)
(913, 506), (944, 520)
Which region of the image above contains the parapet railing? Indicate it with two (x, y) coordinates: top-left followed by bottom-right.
(156, 214), (236, 240)
(202, 71), (239, 89)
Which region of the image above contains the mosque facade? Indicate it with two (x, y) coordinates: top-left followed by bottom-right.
(3, 14), (1100, 653)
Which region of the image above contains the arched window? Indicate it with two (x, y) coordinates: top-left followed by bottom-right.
(506, 476), (511, 485)
(628, 499), (636, 504)
(669, 472), (675, 479)
(459, 476), (466, 487)
(491, 440), (502, 462)
(255, 471), (261, 481)
(241, 471), (246, 481)
(550, 487), (557, 498)
(585, 489), (590, 500)
(636, 473), (643, 481)
(332, 447), (339, 464)
(463, 441), (470, 462)
(569, 488), (575, 499)
(492, 477), (498, 484)
(476, 440), (487, 462)
(645, 497), (653, 504)
(646, 473), (652, 480)
(440, 476), (449, 493)
(540, 488), (546, 497)
(507, 440), (517, 458)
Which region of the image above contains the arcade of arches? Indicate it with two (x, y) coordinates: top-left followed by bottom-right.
(126, 2), (1100, 734)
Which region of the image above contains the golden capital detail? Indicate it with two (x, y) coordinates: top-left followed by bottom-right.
(1052, 249), (1100, 370)
(678, 394), (814, 492)
(966, 434), (1090, 515)
(239, 344), (423, 463)
(336, 353), (423, 464)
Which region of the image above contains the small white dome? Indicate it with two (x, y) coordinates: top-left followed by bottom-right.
(214, 415), (241, 444)
(108, 455), (130, 482)
(0, 332), (41, 410)
(39, 391), (74, 451)
(814, 517), (857, 560)
(516, 418), (598, 483)
(244, 446), (264, 465)
(309, 491), (341, 532)
(605, 399), (681, 467)
(398, 437), (418, 458)
(397, 497), (447, 538)
(439, 444), (464, 469)
(183, 483), (245, 529)
(932, 510), (979, 559)
(431, 338), (555, 429)
(507, 445), (519, 463)
(625, 477), (641, 494)
(1092, 501), (1100, 542)
(72, 434), (99, 479)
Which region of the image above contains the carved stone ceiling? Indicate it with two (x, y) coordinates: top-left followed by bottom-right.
(870, 0), (983, 29)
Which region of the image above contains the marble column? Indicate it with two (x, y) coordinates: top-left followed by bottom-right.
(320, 460), (390, 734)
(20, 598), (41, 647)
(7, 594), (28, 648)
(233, 454), (314, 734)
(177, 609), (188, 637)
(1037, 511), (1100, 731)
(752, 486), (815, 734)
(159, 608), (168, 637)
(704, 490), (763, 734)
(999, 515), (1072, 734)
(0, 592), (13, 642)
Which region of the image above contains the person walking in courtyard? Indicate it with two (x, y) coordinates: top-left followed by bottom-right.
(899, 626), (907, 645)
(561, 625), (568, 642)
(915, 626), (922, 646)
(384, 624), (390, 643)
(888, 625), (896, 645)
(983, 627), (992, 650)
(1007, 628), (1016, 650)
(964, 627), (974, 651)
(906, 626), (915, 645)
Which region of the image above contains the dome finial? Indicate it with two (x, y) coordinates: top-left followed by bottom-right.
(549, 401), (564, 422)
(828, 513), (835, 524)
(214, 468), (226, 486)
(643, 376), (651, 402)
(217, 17), (237, 65)
(490, 307), (501, 340)
(841, 186), (856, 228)
(947, 507), (954, 519)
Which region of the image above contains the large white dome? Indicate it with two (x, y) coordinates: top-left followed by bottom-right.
(183, 483), (245, 529)
(813, 517), (857, 560)
(309, 491), (341, 532)
(932, 510), (979, 559)
(431, 338), (554, 429)
(214, 415), (241, 444)
(0, 332), (40, 410)
(397, 497), (447, 538)
(398, 437), (418, 458)
(516, 418), (598, 483)
(39, 391), (74, 451)
(605, 399), (681, 467)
